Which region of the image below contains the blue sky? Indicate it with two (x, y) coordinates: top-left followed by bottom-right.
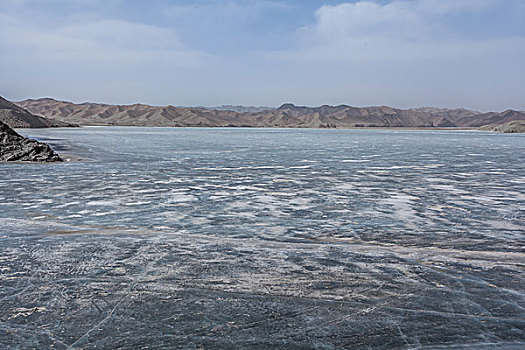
(1, 0), (524, 111)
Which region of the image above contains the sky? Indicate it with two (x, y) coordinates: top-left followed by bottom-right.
(1, 0), (524, 111)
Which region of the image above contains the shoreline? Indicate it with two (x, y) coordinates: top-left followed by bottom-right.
(0, 154), (88, 164)
(18, 125), (484, 131)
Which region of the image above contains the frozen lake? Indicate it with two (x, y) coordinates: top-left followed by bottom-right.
(1, 127), (524, 348)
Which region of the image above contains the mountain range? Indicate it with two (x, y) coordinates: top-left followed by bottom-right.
(5, 96), (525, 129)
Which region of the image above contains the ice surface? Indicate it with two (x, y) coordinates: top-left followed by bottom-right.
(0, 127), (524, 349)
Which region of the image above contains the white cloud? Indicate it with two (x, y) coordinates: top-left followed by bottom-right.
(272, 0), (524, 63)
(0, 13), (201, 66)
(313, 1), (420, 39)
(312, 0), (497, 39)
(0, 4), (205, 104)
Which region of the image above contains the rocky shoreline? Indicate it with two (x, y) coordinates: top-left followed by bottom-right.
(0, 121), (62, 162)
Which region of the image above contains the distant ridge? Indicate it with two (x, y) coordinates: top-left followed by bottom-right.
(201, 105), (274, 113)
(15, 98), (525, 129)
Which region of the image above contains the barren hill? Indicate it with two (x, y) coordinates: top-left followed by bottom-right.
(480, 120), (525, 133)
(0, 96), (77, 128)
(16, 98), (525, 129)
(0, 96), (54, 128)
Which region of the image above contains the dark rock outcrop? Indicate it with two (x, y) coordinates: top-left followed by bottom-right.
(0, 121), (62, 162)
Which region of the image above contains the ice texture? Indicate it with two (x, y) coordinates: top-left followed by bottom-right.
(0, 127), (524, 349)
